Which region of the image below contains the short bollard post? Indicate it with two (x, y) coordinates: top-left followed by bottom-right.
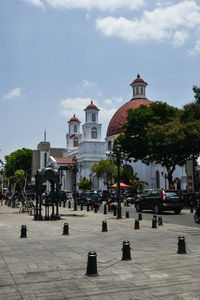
(113, 205), (117, 216)
(63, 201), (66, 208)
(20, 225), (27, 238)
(190, 203), (193, 213)
(158, 216), (163, 226)
(135, 219), (140, 230)
(85, 251), (98, 276)
(138, 213), (142, 221)
(87, 203), (90, 211)
(62, 223), (69, 235)
(126, 211), (129, 218)
(177, 236), (187, 254)
(74, 202), (77, 211)
(121, 240), (132, 261)
(104, 204), (107, 215)
(81, 203), (83, 211)
(59, 200), (61, 207)
(152, 218), (157, 228)
(68, 200), (71, 209)
(102, 220), (108, 232)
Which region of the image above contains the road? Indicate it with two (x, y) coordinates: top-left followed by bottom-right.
(98, 203), (199, 228)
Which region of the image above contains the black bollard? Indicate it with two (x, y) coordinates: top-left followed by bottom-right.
(152, 218), (157, 228)
(104, 204), (107, 215)
(135, 219), (140, 230)
(126, 211), (129, 218)
(94, 205), (98, 213)
(87, 203), (90, 212)
(138, 213), (142, 221)
(121, 240), (132, 261)
(68, 200), (71, 209)
(62, 223), (69, 235)
(190, 204), (193, 213)
(20, 225), (27, 238)
(63, 201), (66, 208)
(177, 236), (187, 254)
(158, 216), (163, 226)
(113, 205), (117, 216)
(74, 202), (77, 211)
(102, 220), (108, 232)
(81, 203), (83, 211)
(59, 200), (61, 207)
(85, 251), (98, 276)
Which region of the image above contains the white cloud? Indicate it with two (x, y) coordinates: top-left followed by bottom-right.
(81, 80), (96, 88)
(188, 39), (200, 55)
(4, 88), (21, 100)
(103, 99), (113, 105)
(96, 1), (200, 45)
(25, 0), (44, 7)
(172, 31), (188, 46)
(44, 0), (144, 10)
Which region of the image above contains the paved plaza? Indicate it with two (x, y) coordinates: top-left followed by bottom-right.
(0, 204), (200, 300)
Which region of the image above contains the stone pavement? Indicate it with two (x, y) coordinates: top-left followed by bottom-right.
(0, 204), (200, 300)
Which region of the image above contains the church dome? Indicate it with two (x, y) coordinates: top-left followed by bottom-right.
(106, 75), (152, 137)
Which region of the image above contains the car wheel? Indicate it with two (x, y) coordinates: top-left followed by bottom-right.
(153, 204), (159, 214)
(174, 209), (181, 215)
(135, 203), (141, 212)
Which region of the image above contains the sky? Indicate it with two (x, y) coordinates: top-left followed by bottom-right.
(1, 0), (200, 162)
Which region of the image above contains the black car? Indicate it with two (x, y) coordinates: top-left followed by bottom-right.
(77, 191), (94, 205)
(135, 189), (184, 214)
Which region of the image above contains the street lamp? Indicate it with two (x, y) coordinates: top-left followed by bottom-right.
(110, 143), (129, 219)
(72, 156), (82, 211)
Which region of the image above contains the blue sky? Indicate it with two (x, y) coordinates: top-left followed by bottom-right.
(1, 0), (200, 161)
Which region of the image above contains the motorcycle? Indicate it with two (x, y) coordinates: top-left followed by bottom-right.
(194, 200), (200, 224)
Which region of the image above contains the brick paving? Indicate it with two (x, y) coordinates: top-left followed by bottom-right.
(0, 204), (200, 300)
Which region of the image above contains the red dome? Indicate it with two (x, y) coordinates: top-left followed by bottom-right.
(132, 74), (145, 83)
(68, 114), (80, 123)
(106, 98), (152, 137)
(84, 100), (99, 111)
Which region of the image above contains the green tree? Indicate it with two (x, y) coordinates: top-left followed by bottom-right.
(116, 101), (200, 187)
(4, 148), (32, 191)
(78, 176), (91, 191)
(91, 159), (117, 189)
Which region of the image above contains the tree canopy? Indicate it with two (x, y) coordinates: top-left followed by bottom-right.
(116, 97), (200, 187)
(4, 148), (32, 191)
(91, 159), (117, 189)
(78, 176), (91, 191)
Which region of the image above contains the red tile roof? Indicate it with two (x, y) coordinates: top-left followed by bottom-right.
(106, 98), (152, 137)
(54, 157), (73, 164)
(84, 100), (99, 111)
(68, 114), (80, 123)
(133, 74), (145, 83)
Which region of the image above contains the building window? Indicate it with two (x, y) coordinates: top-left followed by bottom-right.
(108, 141), (112, 150)
(91, 127), (97, 139)
(73, 137), (78, 147)
(156, 170), (160, 188)
(136, 86), (139, 95)
(74, 125), (77, 133)
(92, 113), (96, 122)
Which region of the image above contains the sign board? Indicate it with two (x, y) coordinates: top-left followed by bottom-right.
(185, 160), (194, 193)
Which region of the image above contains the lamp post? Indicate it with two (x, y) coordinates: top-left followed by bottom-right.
(0, 159), (4, 195)
(110, 143), (128, 219)
(72, 156), (82, 211)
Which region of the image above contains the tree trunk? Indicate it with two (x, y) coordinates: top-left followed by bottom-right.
(166, 167), (175, 189)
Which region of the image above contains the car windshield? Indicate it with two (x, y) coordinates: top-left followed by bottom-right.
(166, 192), (177, 197)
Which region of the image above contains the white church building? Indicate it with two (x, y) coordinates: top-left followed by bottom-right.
(32, 74), (187, 192)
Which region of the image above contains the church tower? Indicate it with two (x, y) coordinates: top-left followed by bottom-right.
(82, 100), (102, 141)
(66, 115), (82, 149)
(130, 74), (148, 99)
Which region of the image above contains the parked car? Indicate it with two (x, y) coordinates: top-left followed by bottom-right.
(135, 189), (184, 214)
(65, 190), (72, 199)
(77, 191), (94, 205)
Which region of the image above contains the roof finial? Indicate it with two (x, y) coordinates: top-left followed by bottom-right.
(44, 129), (46, 142)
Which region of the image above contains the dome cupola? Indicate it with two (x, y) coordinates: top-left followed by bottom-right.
(130, 74), (148, 99)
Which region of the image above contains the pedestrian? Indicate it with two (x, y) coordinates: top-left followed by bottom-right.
(0, 191), (3, 206)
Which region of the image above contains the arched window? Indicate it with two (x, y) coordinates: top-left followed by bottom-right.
(73, 137), (78, 147)
(91, 127), (97, 139)
(92, 113), (96, 122)
(136, 86), (139, 95)
(74, 125), (77, 133)
(156, 170), (160, 188)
